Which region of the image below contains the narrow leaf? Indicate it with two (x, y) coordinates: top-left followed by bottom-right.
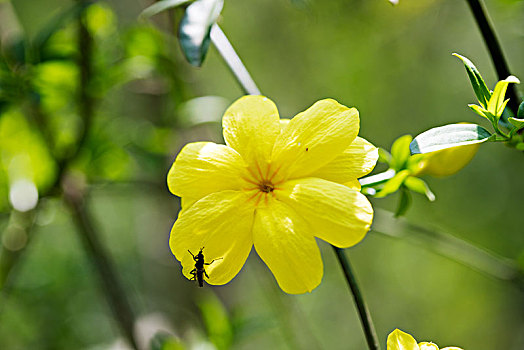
(140, 0), (191, 19)
(517, 101), (524, 119)
(487, 76), (520, 117)
(410, 124), (492, 154)
(508, 117), (524, 131)
(178, 0), (224, 66)
(468, 104), (493, 122)
(375, 170), (410, 198)
(453, 53), (491, 108)
(404, 176), (435, 201)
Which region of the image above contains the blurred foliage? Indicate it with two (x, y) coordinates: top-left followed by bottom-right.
(0, 0), (523, 349)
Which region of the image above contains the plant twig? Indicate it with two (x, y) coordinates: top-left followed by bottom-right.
(333, 247), (380, 350)
(465, 0), (522, 115)
(372, 208), (524, 289)
(63, 179), (138, 350)
(210, 24), (261, 95)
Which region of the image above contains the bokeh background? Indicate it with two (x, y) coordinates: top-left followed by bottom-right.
(0, 0), (523, 349)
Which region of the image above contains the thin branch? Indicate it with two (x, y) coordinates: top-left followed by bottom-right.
(333, 247), (380, 350)
(63, 181), (138, 350)
(372, 208), (524, 289)
(465, 0), (522, 115)
(210, 24), (261, 95)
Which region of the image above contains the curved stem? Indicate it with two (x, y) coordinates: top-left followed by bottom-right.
(333, 247), (380, 350)
(465, 0), (522, 115)
(210, 24), (261, 95)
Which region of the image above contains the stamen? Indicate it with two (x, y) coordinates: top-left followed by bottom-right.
(259, 180), (274, 193)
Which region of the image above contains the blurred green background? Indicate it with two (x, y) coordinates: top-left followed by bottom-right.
(0, 0), (523, 349)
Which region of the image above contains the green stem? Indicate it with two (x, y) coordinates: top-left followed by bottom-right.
(465, 0), (522, 116)
(63, 184), (138, 350)
(210, 24), (261, 95)
(372, 208), (524, 289)
(333, 247), (380, 350)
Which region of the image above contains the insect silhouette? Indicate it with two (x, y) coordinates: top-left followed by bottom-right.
(188, 248), (222, 287)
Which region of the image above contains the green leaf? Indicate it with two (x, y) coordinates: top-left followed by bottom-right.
(453, 53), (491, 108)
(395, 187), (411, 217)
(390, 135), (412, 171)
(487, 76), (520, 117)
(375, 170), (410, 198)
(517, 101), (524, 119)
(178, 0), (224, 66)
(404, 176), (435, 201)
(468, 104), (493, 122)
(508, 117), (524, 131)
(140, 0), (191, 19)
(410, 124), (492, 154)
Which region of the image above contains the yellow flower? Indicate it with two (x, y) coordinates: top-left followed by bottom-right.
(167, 96), (378, 294)
(412, 143), (479, 177)
(387, 329), (463, 350)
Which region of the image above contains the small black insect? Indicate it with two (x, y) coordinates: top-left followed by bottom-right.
(188, 247), (221, 287)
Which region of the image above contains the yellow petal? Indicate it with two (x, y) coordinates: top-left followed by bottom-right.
(440, 347), (463, 350)
(271, 99), (360, 180)
(419, 342), (440, 350)
(170, 191), (255, 285)
(222, 95), (281, 172)
(253, 199), (323, 294)
(310, 137), (378, 183)
(167, 142), (250, 200)
(413, 143), (479, 177)
(344, 179), (361, 190)
(279, 118), (290, 130)
(387, 329), (419, 350)
(276, 178), (373, 248)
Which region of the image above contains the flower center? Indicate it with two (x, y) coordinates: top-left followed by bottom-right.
(259, 180), (274, 193)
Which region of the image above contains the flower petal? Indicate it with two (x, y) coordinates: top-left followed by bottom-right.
(387, 329), (419, 350)
(253, 199), (323, 294)
(310, 137), (378, 183)
(413, 143), (479, 177)
(419, 343), (440, 350)
(271, 99), (360, 180)
(170, 191), (255, 285)
(276, 177), (373, 248)
(222, 95), (281, 171)
(167, 142), (250, 200)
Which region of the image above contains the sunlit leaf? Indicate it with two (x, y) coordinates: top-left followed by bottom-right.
(390, 135), (412, 171)
(487, 75), (520, 117)
(178, 0), (224, 66)
(140, 0), (191, 19)
(468, 103), (493, 122)
(375, 169), (410, 198)
(404, 176), (435, 201)
(410, 123), (492, 154)
(453, 53), (491, 108)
